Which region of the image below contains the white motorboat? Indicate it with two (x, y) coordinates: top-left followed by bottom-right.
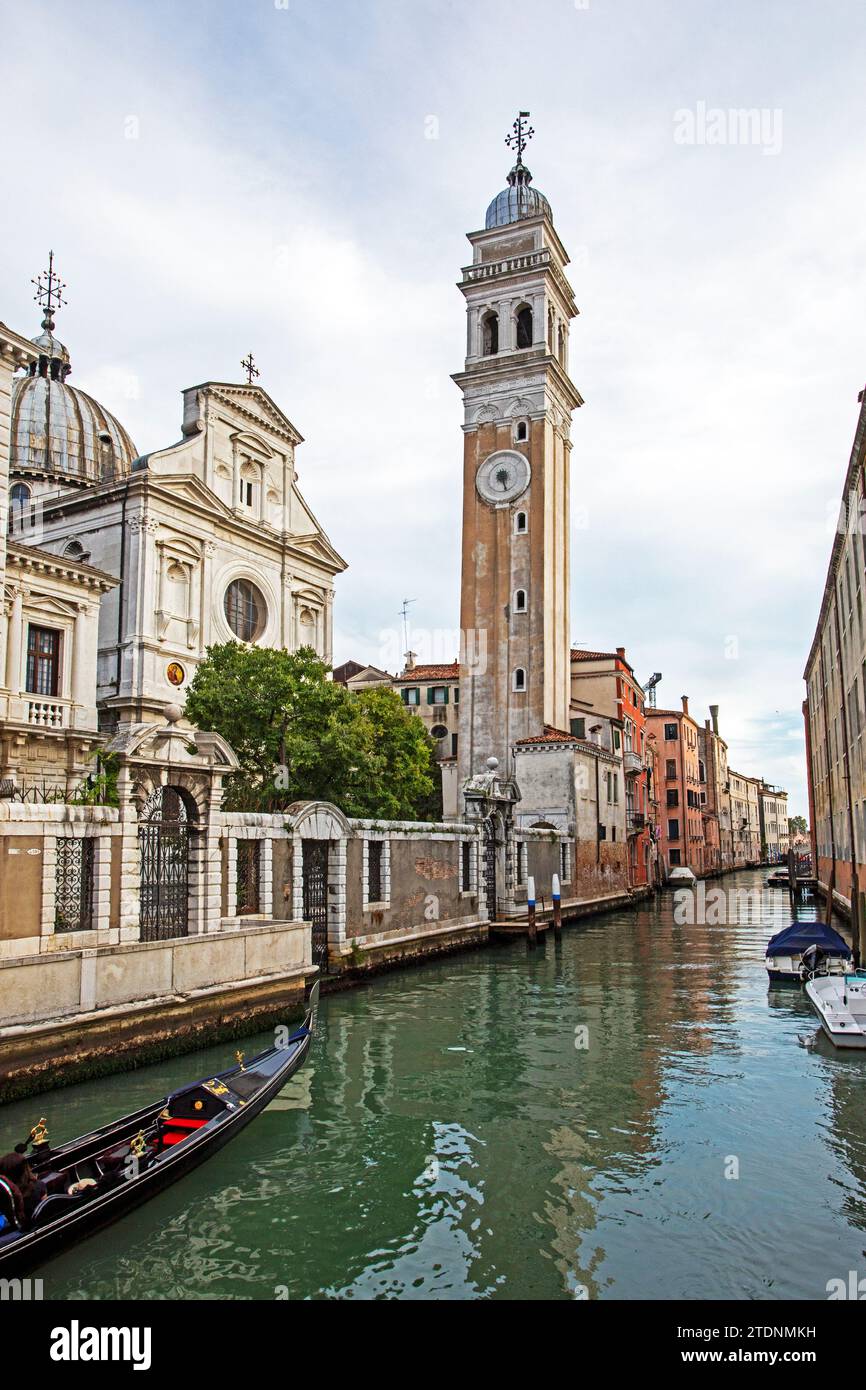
(806, 971), (866, 1049)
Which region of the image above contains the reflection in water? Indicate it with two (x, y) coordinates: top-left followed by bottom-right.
(3, 871), (865, 1301)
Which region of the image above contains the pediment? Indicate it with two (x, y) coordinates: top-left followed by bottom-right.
(22, 595), (80, 620)
(287, 531), (348, 574)
(204, 383), (304, 447)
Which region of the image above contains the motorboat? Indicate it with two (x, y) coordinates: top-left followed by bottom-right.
(764, 921), (853, 984)
(806, 971), (866, 1049)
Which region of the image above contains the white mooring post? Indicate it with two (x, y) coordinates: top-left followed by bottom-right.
(552, 872), (562, 935)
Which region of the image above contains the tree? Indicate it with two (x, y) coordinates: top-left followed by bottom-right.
(184, 643), (436, 820)
(353, 685), (438, 821)
(789, 815), (808, 837)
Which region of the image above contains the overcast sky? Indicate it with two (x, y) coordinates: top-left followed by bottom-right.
(3, 0), (865, 818)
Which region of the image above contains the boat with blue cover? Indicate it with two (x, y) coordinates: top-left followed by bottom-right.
(764, 921), (853, 984)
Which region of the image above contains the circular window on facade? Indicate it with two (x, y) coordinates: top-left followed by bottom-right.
(430, 724), (449, 740)
(224, 578), (266, 642)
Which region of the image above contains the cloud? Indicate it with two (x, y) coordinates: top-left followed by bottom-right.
(3, 0), (864, 820)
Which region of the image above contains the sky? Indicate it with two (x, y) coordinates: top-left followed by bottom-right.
(3, 0), (866, 819)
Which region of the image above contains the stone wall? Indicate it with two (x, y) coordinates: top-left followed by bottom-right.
(344, 819), (481, 948)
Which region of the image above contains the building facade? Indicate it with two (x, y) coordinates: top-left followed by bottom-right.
(455, 130), (582, 792)
(569, 646), (651, 886)
(729, 770), (762, 867)
(1, 319), (115, 794)
(698, 704), (732, 873)
(804, 385), (866, 931)
(646, 699), (706, 875)
(758, 783), (789, 863)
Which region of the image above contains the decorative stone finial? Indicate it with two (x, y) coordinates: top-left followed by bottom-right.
(164, 703), (183, 725)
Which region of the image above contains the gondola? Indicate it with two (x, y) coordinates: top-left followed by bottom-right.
(0, 982), (319, 1275)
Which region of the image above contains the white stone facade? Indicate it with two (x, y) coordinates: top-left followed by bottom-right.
(30, 380), (346, 727)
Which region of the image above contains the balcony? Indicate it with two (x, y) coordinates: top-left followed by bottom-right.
(623, 750), (643, 775)
(627, 811), (646, 833)
(27, 700), (66, 728)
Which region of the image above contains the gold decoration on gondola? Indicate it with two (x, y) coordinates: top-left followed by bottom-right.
(30, 1118), (49, 1148)
(129, 1131), (147, 1158)
(235, 1051), (246, 1071)
(194, 1100), (203, 1111)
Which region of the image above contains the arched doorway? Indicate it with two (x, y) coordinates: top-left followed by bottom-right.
(139, 786), (192, 942)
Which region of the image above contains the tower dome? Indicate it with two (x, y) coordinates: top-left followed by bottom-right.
(485, 161), (552, 229)
(10, 256), (138, 487)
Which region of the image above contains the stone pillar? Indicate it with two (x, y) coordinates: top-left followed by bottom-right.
(328, 835), (348, 955)
(261, 835), (273, 917)
(6, 587), (23, 696)
(71, 604), (90, 708)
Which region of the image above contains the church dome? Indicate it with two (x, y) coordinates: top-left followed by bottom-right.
(485, 162), (552, 229)
(10, 318), (138, 486)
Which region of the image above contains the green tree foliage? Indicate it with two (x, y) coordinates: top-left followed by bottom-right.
(184, 643), (437, 819)
(789, 814), (808, 837)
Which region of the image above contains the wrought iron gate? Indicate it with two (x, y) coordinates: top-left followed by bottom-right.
(139, 786), (190, 942)
(236, 838), (261, 914)
(484, 819), (498, 921)
(302, 839), (329, 970)
(55, 836), (95, 932)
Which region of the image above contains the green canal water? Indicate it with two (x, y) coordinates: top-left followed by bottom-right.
(3, 868), (865, 1301)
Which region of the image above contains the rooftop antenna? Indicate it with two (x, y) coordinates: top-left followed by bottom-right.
(400, 599), (416, 658)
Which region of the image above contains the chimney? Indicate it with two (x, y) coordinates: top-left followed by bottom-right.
(705, 719), (710, 731)
(404, 650), (416, 672)
(709, 703), (719, 735)
(616, 646), (626, 661)
(681, 695), (690, 717)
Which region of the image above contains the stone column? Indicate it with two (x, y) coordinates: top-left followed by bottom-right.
(71, 603), (90, 708)
(6, 587), (23, 696)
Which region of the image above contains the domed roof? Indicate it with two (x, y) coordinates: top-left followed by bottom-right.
(10, 321), (138, 486)
(485, 162), (552, 229)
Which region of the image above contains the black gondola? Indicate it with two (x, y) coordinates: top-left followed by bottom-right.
(0, 982), (319, 1275)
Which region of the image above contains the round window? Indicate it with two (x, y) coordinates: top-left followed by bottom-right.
(430, 724), (449, 740)
(224, 578), (266, 642)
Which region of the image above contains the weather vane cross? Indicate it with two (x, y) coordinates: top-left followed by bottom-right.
(31, 250), (66, 327)
(505, 111), (534, 164)
(240, 352), (260, 386)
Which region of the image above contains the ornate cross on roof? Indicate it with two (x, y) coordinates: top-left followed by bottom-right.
(505, 111), (534, 165)
(240, 352), (260, 386)
(32, 250), (67, 330)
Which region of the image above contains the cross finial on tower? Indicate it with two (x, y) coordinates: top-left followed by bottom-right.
(31, 250), (67, 332)
(240, 352), (260, 386)
(505, 111), (534, 165)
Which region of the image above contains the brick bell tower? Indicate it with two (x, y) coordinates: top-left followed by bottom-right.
(455, 114), (583, 790)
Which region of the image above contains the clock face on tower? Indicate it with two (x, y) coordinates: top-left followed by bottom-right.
(475, 450), (531, 506)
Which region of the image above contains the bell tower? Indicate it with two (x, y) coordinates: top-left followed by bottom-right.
(455, 115), (583, 787)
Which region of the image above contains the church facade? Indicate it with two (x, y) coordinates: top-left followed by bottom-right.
(2, 276), (347, 753)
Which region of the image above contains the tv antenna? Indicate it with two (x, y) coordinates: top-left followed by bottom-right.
(400, 599), (416, 657)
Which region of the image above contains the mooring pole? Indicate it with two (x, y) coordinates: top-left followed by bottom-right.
(552, 872), (562, 935)
(527, 875), (537, 948)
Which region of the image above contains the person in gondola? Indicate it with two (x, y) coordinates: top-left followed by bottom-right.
(0, 1151), (46, 1224)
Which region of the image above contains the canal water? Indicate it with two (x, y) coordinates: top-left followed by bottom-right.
(3, 868), (866, 1301)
